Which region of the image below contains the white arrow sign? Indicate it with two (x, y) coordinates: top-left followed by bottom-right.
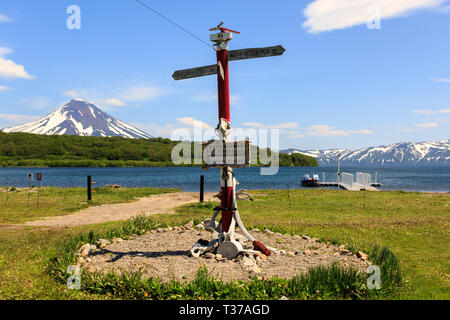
(227, 45), (286, 61)
(173, 64), (218, 81)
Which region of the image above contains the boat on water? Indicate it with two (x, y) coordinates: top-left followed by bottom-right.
(301, 174), (320, 187)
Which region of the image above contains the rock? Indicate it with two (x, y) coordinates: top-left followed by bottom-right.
(242, 256), (257, 267)
(204, 253), (215, 259)
(340, 249), (350, 255)
(184, 221), (194, 229)
(248, 265), (262, 274)
(203, 219), (219, 228)
(88, 266), (95, 273)
(287, 251), (296, 257)
(254, 252), (268, 261)
(313, 251), (319, 256)
(252, 228), (260, 233)
(339, 245), (346, 250)
(311, 238), (319, 243)
(295, 252), (303, 256)
(303, 250), (311, 256)
(145, 231), (151, 235)
(77, 244), (96, 257)
(95, 239), (111, 249)
(279, 250), (287, 255)
(156, 228), (164, 233)
(280, 296), (289, 301)
(196, 224), (205, 230)
(357, 251), (369, 261)
(293, 235), (302, 240)
(302, 235), (311, 241)
(215, 254), (226, 261)
(77, 257), (86, 265)
(275, 232), (283, 237)
(112, 238), (124, 243)
(264, 229), (274, 235)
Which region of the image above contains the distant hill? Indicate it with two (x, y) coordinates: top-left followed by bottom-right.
(281, 140), (450, 166)
(2, 99), (153, 139)
(0, 132), (317, 168)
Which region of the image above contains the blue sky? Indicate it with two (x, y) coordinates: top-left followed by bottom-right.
(0, 0), (449, 150)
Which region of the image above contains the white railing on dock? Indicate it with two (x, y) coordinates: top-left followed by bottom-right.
(356, 172), (372, 187)
(341, 172), (354, 188)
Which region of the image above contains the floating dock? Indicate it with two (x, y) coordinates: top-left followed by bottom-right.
(318, 182), (381, 191)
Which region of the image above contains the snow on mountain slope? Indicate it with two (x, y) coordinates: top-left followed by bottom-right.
(2, 99), (153, 139)
(282, 140), (450, 165)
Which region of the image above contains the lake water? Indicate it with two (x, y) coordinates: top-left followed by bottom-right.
(0, 166), (448, 193)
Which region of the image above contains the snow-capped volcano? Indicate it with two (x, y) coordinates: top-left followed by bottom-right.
(2, 99), (153, 139)
(282, 140), (450, 166)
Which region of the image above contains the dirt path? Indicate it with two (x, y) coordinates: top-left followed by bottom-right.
(6, 192), (216, 229)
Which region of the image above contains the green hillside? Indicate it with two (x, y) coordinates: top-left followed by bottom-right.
(0, 132), (318, 168)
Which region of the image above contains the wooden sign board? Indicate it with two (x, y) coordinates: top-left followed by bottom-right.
(203, 139), (251, 168)
(228, 45), (286, 61)
(173, 64), (218, 81)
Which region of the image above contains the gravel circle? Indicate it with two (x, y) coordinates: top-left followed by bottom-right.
(82, 226), (371, 283)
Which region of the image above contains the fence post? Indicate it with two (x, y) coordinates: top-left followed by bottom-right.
(200, 175), (205, 203)
(87, 176), (92, 202)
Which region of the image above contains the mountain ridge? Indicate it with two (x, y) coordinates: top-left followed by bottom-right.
(281, 140), (450, 166)
(2, 99), (153, 139)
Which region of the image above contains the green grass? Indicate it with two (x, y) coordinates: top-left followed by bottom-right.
(168, 190), (449, 299)
(45, 215), (400, 300)
(0, 189), (448, 300)
(0, 187), (179, 224)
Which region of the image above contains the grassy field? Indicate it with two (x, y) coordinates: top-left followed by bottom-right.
(0, 188), (448, 299)
(0, 186), (179, 224)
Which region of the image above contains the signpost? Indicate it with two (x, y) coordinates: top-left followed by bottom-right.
(172, 65), (218, 81)
(172, 24), (285, 259)
(228, 45), (286, 61)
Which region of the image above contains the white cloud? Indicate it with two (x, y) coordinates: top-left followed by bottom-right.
(0, 14), (12, 23)
(20, 97), (52, 110)
(0, 57), (34, 80)
(433, 78), (450, 83)
(131, 122), (177, 137)
(303, 0), (447, 34)
(242, 122), (300, 129)
(177, 117), (211, 129)
(64, 84), (172, 109)
(400, 122), (440, 132)
(0, 85), (11, 92)
(415, 122), (439, 128)
(0, 47), (13, 57)
(104, 98), (126, 107)
(306, 125), (374, 137)
(120, 85), (169, 102)
(413, 108), (450, 115)
(0, 113), (40, 124)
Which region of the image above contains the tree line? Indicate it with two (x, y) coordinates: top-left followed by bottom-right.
(0, 132), (318, 168)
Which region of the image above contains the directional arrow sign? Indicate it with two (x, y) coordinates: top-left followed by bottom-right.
(173, 64), (218, 81)
(227, 45), (286, 61)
